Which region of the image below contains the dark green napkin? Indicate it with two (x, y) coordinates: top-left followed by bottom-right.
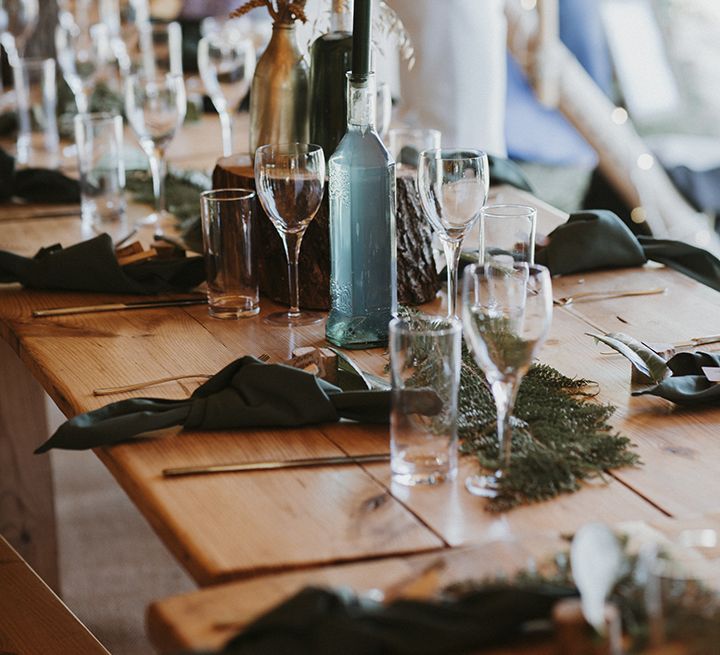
(0, 148), (80, 204)
(488, 155), (533, 192)
(0, 233), (204, 294)
(202, 584), (574, 655)
(633, 351), (720, 405)
(35, 357), (391, 453)
(535, 210), (720, 292)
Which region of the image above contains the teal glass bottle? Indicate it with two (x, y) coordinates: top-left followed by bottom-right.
(326, 72), (397, 348)
(309, 0), (353, 161)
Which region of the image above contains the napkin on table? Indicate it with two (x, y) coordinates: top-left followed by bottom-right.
(199, 584), (575, 655)
(535, 210), (720, 292)
(0, 148), (80, 204)
(35, 357), (391, 453)
(0, 233), (204, 295)
(633, 351), (720, 406)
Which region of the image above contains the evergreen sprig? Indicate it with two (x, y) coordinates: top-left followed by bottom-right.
(401, 310), (641, 511)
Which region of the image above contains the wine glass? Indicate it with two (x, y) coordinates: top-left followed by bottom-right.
(125, 71), (186, 228)
(417, 148), (489, 318)
(135, 20), (183, 77)
(55, 20), (113, 113)
(99, 0), (151, 76)
(0, 0), (38, 63)
(461, 262), (553, 497)
(198, 30), (255, 156)
(254, 143), (325, 327)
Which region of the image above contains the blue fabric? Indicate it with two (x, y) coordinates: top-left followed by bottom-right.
(506, 0), (612, 166)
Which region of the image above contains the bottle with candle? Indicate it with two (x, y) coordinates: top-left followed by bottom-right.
(325, 0), (397, 349)
(309, 0), (353, 161)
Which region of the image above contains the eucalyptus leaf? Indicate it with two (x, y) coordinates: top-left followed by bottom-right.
(588, 332), (670, 384)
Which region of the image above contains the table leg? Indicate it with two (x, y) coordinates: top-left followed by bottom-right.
(0, 339), (59, 592)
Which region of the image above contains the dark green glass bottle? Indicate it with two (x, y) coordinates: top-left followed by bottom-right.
(309, 0), (353, 161)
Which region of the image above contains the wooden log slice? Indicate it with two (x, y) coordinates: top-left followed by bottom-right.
(213, 155), (439, 310)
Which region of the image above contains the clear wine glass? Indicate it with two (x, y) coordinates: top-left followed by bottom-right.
(197, 31), (255, 156)
(135, 20), (183, 77)
(417, 148), (489, 318)
(254, 143), (325, 327)
(124, 71), (186, 229)
(0, 0), (38, 63)
(461, 262), (553, 497)
(55, 20), (113, 113)
(99, 0), (151, 76)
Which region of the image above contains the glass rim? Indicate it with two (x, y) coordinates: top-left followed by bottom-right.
(464, 261), (550, 277)
(200, 188), (256, 202)
(389, 314), (462, 337)
(73, 112), (122, 125)
(419, 147), (487, 162)
(481, 203), (537, 218)
(254, 142), (324, 157)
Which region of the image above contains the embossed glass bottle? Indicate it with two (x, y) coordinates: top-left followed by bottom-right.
(326, 71), (397, 348)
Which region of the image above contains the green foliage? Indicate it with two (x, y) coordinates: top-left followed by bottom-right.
(401, 310), (641, 512)
(589, 332), (670, 384)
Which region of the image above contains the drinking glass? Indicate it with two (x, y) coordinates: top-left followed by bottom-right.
(388, 127), (441, 169)
(254, 143), (325, 327)
(13, 58), (59, 168)
(200, 189), (259, 319)
(99, 0), (151, 75)
(55, 21), (113, 114)
(74, 112), (126, 229)
(461, 262), (553, 497)
(390, 315), (461, 486)
(198, 31), (255, 156)
(480, 204), (537, 266)
(124, 71), (186, 228)
(135, 20), (183, 77)
(0, 0), (38, 63)
(418, 148), (489, 318)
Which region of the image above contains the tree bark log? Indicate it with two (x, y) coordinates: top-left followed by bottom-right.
(213, 156), (439, 310)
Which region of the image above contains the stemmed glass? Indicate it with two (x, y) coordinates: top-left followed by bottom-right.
(418, 148), (489, 318)
(124, 72), (186, 228)
(461, 262), (553, 497)
(0, 0), (39, 106)
(198, 30), (255, 156)
(99, 0), (151, 75)
(56, 21), (113, 114)
(254, 143), (325, 327)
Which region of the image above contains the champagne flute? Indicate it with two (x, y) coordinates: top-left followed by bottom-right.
(125, 71), (186, 228)
(254, 143), (325, 327)
(417, 148), (489, 318)
(461, 262), (553, 497)
(198, 30), (255, 156)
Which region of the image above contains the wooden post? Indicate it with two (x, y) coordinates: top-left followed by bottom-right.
(0, 339), (59, 593)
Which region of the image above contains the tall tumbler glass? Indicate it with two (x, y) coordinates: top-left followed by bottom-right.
(479, 204), (537, 266)
(200, 189), (259, 319)
(74, 112), (126, 229)
(13, 58), (59, 168)
(390, 315), (461, 486)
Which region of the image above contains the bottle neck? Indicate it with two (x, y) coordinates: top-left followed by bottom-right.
(330, 0), (352, 33)
(347, 72), (376, 132)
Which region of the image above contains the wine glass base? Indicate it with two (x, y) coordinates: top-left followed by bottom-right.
(465, 473), (502, 498)
(263, 310), (324, 327)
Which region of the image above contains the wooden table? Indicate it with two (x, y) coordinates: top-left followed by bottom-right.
(2, 116), (720, 649)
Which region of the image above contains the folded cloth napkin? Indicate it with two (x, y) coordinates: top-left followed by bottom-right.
(0, 233), (205, 294)
(202, 584), (575, 655)
(35, 357), (391, 453)
(0, 148), (80, 204)
(633, 351), (720, 405)
(535, 210), (720, 292)
(488, 154), (533, 192)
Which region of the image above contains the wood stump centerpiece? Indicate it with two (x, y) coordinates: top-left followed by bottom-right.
(213, 155), (440, 310)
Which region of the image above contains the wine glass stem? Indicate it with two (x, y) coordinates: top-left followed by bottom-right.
(148, 149), (167, 217)
(281, 229), (305, 316)
(219, 111), (233, 157)
(441, 238), (462, 318)
(75, 89), (89, 114)
(491, 377), (519, 471)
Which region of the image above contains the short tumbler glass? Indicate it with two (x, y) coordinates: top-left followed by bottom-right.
(390, 315), (461, 486)
(74, 112), (126, 228)
(200, 188), (260, 319)
(479, 204), (537, 266)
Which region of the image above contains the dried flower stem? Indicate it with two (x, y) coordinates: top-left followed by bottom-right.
(230, 0), (307, 24)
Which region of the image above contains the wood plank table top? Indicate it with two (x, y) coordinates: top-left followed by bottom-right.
(2, 115), (720, 622)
